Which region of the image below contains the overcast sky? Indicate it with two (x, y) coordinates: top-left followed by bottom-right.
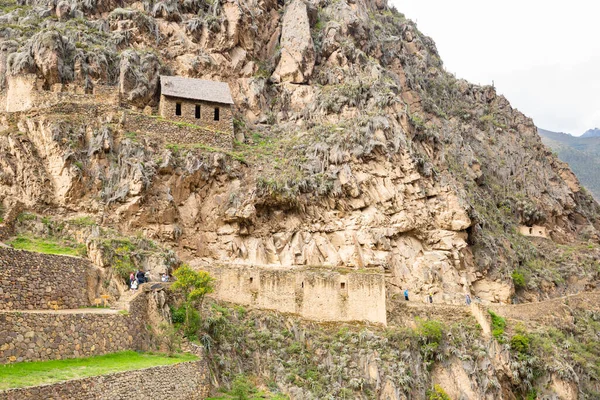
(389, 0), (600, 136)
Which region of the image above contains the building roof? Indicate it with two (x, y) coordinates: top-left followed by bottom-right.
(160, 76), (234, 105)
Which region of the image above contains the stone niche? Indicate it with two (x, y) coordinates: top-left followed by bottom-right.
(519, 225), (547, 238)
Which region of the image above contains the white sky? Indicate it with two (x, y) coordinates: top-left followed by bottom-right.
(389, 0), (600, 135)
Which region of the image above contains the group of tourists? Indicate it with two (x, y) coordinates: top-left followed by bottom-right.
(129, 269), (150, 291)
(402, 289), (473, 305)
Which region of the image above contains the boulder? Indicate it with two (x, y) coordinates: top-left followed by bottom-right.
(272, 0), (315, 84)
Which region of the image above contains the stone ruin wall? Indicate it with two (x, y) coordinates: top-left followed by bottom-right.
(159, 95), (234, 134)
(4, 75), (119, 113)
(0, 248), (95, 311)
(519, 225), (548, 238)
(0, 359), (211, 400)
(0, 288), (149, 364)
(204, 265), (387, 325)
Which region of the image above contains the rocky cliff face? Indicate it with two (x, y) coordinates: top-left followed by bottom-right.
(1, 0), (600, 398)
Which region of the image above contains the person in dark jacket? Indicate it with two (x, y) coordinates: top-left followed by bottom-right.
(136, 269), (145, 285)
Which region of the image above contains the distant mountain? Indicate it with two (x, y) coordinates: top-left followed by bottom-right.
(538, 128), (600, 200)
(582, 128), (600, 138)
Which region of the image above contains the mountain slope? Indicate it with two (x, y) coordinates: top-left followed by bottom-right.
(582, 127), (600, 138)
(1, 0), (600, 398)
(539, 127), (600, 199)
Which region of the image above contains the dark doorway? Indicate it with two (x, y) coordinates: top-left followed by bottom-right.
(214, 107), (220, 121)
(175, 103), (182, 116)
(195, 105), (201, 119)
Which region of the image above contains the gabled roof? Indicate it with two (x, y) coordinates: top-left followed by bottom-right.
(160, 76), (234, 105)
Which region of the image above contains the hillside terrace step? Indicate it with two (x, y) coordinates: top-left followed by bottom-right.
(1, 308), (120, 315)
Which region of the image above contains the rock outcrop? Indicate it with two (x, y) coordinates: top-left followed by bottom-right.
(272, 0), (316, 84)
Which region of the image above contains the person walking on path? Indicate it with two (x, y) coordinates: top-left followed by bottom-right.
(404, 289), (409, 301)
(129, 272), (135, 287)
(428, 293), (433, 304)
(465, 294), (472, 306)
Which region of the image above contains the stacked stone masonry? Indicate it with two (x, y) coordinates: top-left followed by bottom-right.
(205, 265), (387, 325)
(0, 360), (211, 400)
(0, 290), (148, 363)
(159, 95), (234, 134)
(0, 248), (92, 310)
(124, 112), (234, 150)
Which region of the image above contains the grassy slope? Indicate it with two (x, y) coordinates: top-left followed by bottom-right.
(8, 235), (86, 257)
(0, 351), (198, 390)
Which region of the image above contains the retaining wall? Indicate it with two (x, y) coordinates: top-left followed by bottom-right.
(0, 360), (210, 400)
(205, 265), (387, 325)
(0, 248), (94, 310)
(123, 111), (233, 150)
(0, 290), (148, 363)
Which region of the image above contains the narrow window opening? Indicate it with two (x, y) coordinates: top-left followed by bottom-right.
(301, 282), (304, 288)
(195, 105), (201, 119)
(529, 228), (533, 234)
(249, 277), (254, 284)
(214, 107), (220, 121)
(340, 282), (346, 290)
(175, 102), (182, 116)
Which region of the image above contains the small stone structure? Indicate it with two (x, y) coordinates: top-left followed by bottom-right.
(0, 248), (96, 310)
(204, 265), (387, 325)
(0, 290), (149, 363)
(3, 74), (118, 113)
(159, 76), (234, 134)
(519, 225), (547, 238)
(0, 359), (210, 400)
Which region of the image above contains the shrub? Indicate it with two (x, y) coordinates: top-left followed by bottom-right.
(510, 334), (530, 355)
(428, 384), (451, 400)
(512, 270), (526, 289)
(171, 305), (186, 324)
(488, 310), (506, 342)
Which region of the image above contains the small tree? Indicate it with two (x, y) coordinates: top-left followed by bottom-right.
(171, 265), (214, 339)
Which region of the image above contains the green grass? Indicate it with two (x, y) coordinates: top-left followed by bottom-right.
(8, 235), (87, 257)
(0, 351), (198, 390)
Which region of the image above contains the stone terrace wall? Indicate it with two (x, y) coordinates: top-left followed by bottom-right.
(0, 248), (93, 310)
(0, 287), (150, 363)
(205, 265), (387, 325)
(124, 111), (233, 150)
(0, 360), (210, 400)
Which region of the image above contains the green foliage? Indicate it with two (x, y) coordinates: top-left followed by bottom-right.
(171, 266), (214, 340)
(67, 216), (96, 226)
(0, 351), (197, 390)
(526, 389), (538, 400)
(171, 305), (186, 324)
(9, 235), (86, 257)
(172, 265), (214, 305)
(207, 374), (289, 400)
(415, 318), (444, 364)
(488, 310), (506, 342)
(17, 212), (37, 222)
(427, 384), (451, 400)
(511, 270), (526, 289)
(510, 334), (531, 355)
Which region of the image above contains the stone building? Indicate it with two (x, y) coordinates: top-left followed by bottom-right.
(159, 76), (234, 134)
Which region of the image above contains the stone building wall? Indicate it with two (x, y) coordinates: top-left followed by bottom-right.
(205, 265), (387, 325)
(0, 248), (94, 310)
(159, 95), (233, 134)
(5, 75), (119, 113)
(0, 360), (211, 400)
(0, 289), (150, 363)
(124, 112), (234, 150)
